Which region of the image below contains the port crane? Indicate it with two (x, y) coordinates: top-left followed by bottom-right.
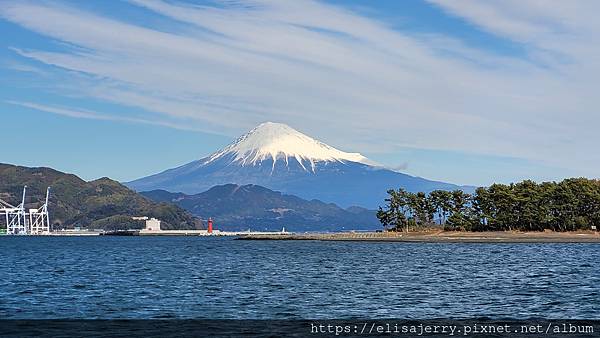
(0, 186), (51, 235)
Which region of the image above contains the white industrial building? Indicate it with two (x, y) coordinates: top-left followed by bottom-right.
(141, 217), (161, 232)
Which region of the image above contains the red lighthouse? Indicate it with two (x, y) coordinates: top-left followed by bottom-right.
(207, 218), (213, 234)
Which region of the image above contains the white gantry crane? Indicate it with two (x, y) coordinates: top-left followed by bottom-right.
(0, 186), (51, 235)
(28, 187), (51, 235)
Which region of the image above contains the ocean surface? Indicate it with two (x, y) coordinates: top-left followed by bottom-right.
(0, 237), (598, 319)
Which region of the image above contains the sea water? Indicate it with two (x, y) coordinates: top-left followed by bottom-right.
(0, 236), (598, 319)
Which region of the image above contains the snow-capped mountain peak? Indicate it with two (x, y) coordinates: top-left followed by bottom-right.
(205, 122), (375, 170)
(127, 122), (467, 208)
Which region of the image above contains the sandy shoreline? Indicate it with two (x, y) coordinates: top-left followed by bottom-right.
(237, 230), (600, 243)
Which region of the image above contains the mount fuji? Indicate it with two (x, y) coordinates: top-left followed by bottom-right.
(126, 122), (469, 208)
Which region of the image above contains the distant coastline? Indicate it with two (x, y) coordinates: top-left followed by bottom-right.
(237, 230), (600, 243)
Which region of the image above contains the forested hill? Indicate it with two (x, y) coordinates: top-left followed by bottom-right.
(141, 184), (380, 231)
(377, 178), (600, 232)
(0, 163), (199, 230)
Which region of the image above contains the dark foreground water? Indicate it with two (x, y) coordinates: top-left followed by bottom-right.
(0, 237), (598, 319)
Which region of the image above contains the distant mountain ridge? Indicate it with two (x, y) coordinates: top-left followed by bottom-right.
(0, 163), (198, 230)
(141, 184), (380, 232)
(127, 122), (472, 208)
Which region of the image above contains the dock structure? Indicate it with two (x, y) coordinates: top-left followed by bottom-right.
(0, 186), (51, 235)
(136, 217), (289, 236)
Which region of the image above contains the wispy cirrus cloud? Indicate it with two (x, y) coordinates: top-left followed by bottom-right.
(6, 100), (206, 132)
(1, 0), (599, 177)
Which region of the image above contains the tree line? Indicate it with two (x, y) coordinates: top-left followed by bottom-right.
(377, 178), (600, 232)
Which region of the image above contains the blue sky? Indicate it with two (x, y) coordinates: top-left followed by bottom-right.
(0, 0), (597, 186)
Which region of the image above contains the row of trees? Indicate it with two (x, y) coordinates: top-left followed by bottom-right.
(377, 178), (600, 232)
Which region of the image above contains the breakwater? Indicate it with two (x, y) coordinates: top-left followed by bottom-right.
(237, 230), (600, 243)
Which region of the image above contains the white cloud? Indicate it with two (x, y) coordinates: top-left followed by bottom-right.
(1, 0), (599, 177)
(7, 101), (206, 132)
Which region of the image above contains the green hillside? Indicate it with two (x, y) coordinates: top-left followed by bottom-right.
(142, 184), (380, 231)
(0, 163), (199, 230)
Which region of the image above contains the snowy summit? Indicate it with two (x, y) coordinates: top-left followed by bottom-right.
(205, 122), (376, 170)
(127, 121), (466, 208)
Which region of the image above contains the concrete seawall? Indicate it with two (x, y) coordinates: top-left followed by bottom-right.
(237, 231), (600, 243)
